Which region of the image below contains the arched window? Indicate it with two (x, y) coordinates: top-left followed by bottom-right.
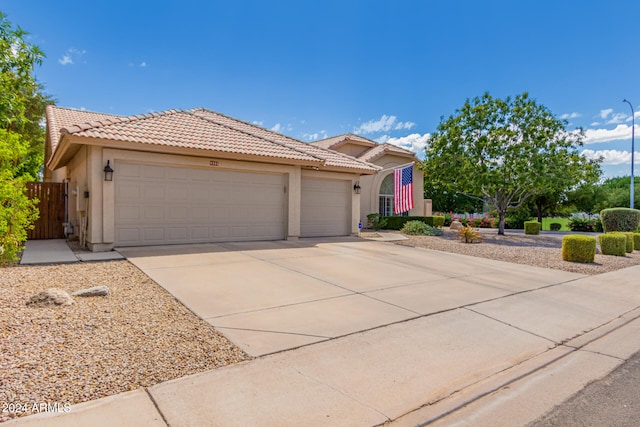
(379, 174), (394, 216)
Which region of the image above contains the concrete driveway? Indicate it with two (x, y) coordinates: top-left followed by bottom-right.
(118, 237), (584, 356)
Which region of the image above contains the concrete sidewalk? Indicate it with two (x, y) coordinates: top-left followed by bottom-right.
(6, 262), (640, 426)
(19, 239), (124, 264)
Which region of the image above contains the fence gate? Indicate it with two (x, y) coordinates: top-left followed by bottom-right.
(26, 182), (66, 239)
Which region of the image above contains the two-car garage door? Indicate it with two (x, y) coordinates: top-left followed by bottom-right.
(114, 163), (352, 246)
(115, 163), (286, 246)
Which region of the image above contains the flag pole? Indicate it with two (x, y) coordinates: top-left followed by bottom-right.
(377, 161), (415, 174)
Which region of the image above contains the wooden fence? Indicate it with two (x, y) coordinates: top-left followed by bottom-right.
(26, 182), (66, 239)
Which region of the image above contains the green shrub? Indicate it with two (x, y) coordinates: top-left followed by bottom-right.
(600, 208), (640, 232)
(562, 235), (596, 263)
(524, 221), (541, 235)
(504, 208), (532, 229)
(383, 216), (435, 230)
(568, 217), (599, 232)
(599, 233), (627, 256)
(634, 233), (640, 251)
(549, 222), (562, 231)
(621, 232), (635, 253)
(367, 213), (387, 231)
(400, 220), (443, 236)
(432, 216), (445, 228)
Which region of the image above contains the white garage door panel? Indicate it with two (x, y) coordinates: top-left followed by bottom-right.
(300, 178), (351, 237)
(115, 163), (285, 246)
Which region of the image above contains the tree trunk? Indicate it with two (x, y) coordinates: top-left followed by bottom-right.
(536, 200), (543, 223)
(498, 210), (506, 235)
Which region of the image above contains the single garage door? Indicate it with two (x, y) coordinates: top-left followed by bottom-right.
(115, 163), (285, 246)
(300, 178), (351, 237)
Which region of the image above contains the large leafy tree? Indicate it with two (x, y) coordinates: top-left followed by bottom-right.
(0, 11), (50, 263)
(422, 92), (600, 234)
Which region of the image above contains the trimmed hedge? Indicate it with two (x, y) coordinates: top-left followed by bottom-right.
(634, 233), (640, 251)
(549, 222), (562, 231)
(524, 221), (541, 235)
(562, 235), (596, 263)
(621, 232), (635, 253)
(600, 208), (640, 232)
(599, 233), (627, 256)
(383, 216), (444, 230)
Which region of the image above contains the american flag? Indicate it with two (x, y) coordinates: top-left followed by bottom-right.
(394, 165), (414, 214)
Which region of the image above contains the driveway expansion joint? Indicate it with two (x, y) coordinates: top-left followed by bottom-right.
(281, 360), (392, 423)
(145, 388), (170, 427)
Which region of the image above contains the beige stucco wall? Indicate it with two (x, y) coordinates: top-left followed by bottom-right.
(332, 144), (371, 159)
(359, 154), (425, 226)
(50, 145), (362, 251)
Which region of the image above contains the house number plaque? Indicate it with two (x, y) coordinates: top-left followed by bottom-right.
(209, 160), (219, 166)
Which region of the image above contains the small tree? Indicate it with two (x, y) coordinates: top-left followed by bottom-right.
(422, 92), (600, 235)
(0, 129), (38, 263)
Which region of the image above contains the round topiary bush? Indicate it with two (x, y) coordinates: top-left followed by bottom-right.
(634, 233), (640, 251)
(549, 222), (562, 231)
(599, 233), (627, 256)
(562, 235), (596, 263)
(524, 221), (541, 235)
(600, 208), (640, 232)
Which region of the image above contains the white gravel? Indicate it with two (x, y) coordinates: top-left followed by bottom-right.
(398, 229), (640, 275)
(0, 260), (250, 423)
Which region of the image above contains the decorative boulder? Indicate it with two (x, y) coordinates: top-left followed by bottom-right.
(450, 220), (464, 230)
(27, 288), (74, 307)
(72, 286), (110, 297)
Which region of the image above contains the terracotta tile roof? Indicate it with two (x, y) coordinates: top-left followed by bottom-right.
(46, 105), (120, 153)
(311, 133), (377, 150)
(46, 106), (379, 172)
(357, 143), (417, 162)
(190, 109), (379, 172)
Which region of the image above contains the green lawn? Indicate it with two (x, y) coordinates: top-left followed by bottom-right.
(541, 217), (570, 231)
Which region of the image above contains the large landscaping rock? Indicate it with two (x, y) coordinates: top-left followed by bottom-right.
(72, 285), (110, 297)
(27, 288), (74, 307)
(450, 220), (464, 230)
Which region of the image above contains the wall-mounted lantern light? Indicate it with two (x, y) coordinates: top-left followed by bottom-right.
(353, 181), (361, 194)
(104, 160), (114, 182)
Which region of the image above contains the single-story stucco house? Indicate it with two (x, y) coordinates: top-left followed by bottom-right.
(44, 106), (430, 251)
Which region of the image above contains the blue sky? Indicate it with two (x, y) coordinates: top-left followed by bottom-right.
(4, 0), (639, 178)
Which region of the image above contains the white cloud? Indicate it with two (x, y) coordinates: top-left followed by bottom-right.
(384, 133), (431, 155)
(599, 108), (613, 119)
(271, 123), (281, 132)
(394, 121), (416, 130)
(252, 120), (264, 126)
(590, 122), (600, 126)
(58, 48), (86, 65)
(560, 112), (581, 119)
(58, 55), (73, 65)
(140, 61), (147, 67)
(582, 149), (640, 165)
(584, 124), (635, 144)
(606, 112), (627, 124)
(302, 130), (328, 141)
(353, 114), (415, 134)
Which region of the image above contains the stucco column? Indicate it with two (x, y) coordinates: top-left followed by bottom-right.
(352, 177), (360, 234)
(287, 166), (301, 239)
(102, 150), (115, 244)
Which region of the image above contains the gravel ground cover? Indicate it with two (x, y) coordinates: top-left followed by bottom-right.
(0, 260), (250, 423)
(398, 229), (640, 275)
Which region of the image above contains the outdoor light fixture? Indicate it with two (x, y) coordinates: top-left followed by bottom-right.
(623, 99), (635, 208)
(353, 181), (361, 194)
(103, 160), (114, 182)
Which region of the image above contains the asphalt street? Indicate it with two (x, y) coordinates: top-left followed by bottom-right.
(528, 349), (640, 427)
